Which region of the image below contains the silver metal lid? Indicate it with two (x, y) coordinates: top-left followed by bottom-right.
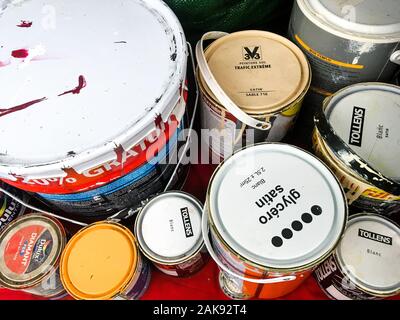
(135, 191), (204, 264)
(208, 143), (348, 271)
(336, 213), (400, 296)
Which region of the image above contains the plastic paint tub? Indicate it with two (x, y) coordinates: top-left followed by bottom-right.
(60, 221), (151, 300)
(203, 143), (348, 299)
(289, 0), (400, 101)
(0, 214), (67, 299)
(314, 213), (400, 300)
(313, 83), (400, 217)
(0, 1), (189, 203)
(135, 191), (207, 277)
(0, 183), (27, 232)
(196, 31), (311, 158)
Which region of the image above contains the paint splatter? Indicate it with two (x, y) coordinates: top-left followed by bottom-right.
(58, 75), (87, 96)
(0, 97), (47, 118)
(154, 114), (163, 129)
(114, 41), (127, 44)
(11, 49), (29, 59)
(17, 20), (32, 28)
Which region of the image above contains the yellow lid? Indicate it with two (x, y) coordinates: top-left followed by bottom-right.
(201, 30), (310, 115)
(60, 222), (137, 300)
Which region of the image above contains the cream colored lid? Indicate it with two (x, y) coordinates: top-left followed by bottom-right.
(202, 31), (310, 115)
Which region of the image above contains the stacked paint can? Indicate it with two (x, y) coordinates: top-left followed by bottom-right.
(0, 0), (190, 219)
(196, 30), (311, 159)
(135, 192), (207, 277)
(289, 0), (400, 115)
(0, 183), (27, 232)
(202, 143), (348, 299)
(313, 83), (400, 220)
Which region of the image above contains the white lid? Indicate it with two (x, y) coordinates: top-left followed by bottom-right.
(336, 214), (400, 295)
(0, 0), (186, 173)
(208, 143), (347, 270)
(298, 0), (400, 41)
(325, 83), (400, 181)
(136, 192), (204, 264)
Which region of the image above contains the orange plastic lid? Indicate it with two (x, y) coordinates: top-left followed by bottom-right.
(60, 222), (137, 300)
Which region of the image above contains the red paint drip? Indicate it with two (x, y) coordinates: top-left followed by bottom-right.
(154, 114), (163, 129)
(0, 61), (10, 68)
(0, 97), (47, 118)
(114, 145), (125, 164)
(11, 49), (29, 59)
(17, 20), (33, 28)
(58, 75), (87, 96)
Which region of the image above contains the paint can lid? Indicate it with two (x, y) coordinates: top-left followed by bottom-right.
(323, 82), (400, 183)
(336, 213), (400, 296)
(0, 213), (66, 289)
(299, 0), (400, 41)
(207, 143), (348, 271)
(60, 221), (138, 300)
(135, 191), (204, 264)
(0, 0), (186, 180)
(200, 30), (310, 115)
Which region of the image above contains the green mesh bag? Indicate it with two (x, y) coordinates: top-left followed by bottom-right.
(164, 0), (293, 34)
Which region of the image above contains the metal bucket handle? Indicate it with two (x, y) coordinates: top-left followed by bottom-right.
(201, 210), (297, 284)
(0, 42), (199, 227)
(196, 31), (272, 131)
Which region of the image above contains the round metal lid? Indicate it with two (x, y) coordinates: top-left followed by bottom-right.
(203, 31), (310, 114)
(0, 0), (186, 166)
(208, 143), (347, 270)
(336, 213), (400, 296)
(135, 191), (203, 264)
(0, 213), (65, 289)
(325, 83), (400, 181)
(299, 0), (400, 41)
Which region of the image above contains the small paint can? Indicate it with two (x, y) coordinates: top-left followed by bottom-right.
(314, 213), (400, 300)
(0, 183), (27, 232)
(203, 143), (348, 299)
(0, 0), (189, 215)
(60, 221), (151, 300)
(0, 213), (67, 299)
(289, 0), (400, 106)
(135, 191), (207, 277)
(196, 31), (311, 158)
(313, 82), (400, 217)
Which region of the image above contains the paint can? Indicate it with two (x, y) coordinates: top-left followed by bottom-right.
(60, 221), (151, 300)
(0, 0), (189, 216)
(313, 82), (400, 217)
(135, 191), (207, 277)
(196, 31), (311, 159)
(314, 213), (400, 300)
(0, 183), (28, 232)
(202, 143), (348, 299)
(0, 213), (67, 299)
(289, 0), (400, 106)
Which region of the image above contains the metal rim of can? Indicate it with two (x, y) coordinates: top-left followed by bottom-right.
(218, 271), (251, 300)
(0, 213), (66, 290)
(333, 213), (400, 298)
(196, 30), (311, 130)
(135, 191), (205, 266)
(314, 82), (400, 197)
(0, 0), (188, 192)
(60, 221), (141, 300)
(296, 0), (400, 43)
(312, 127), (399, 206)
(204, 142), (349, 274)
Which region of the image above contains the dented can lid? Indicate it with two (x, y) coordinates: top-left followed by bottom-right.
(336, 213), (400, 296)
(298, 0), (400, 41)
(0, 213), (66, 289)
(135, 191), (204, 264)
(200, 30), (310, 115)
(207, 143), (348, 271)
(324, 83), (400, 182)
(0, 0), (186, 180)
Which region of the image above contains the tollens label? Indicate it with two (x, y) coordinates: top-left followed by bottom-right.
(314, 255), (338, 282)
(348, 106), (365, 147)
(0, 193), (23, 231)
(4, 225), (53, 275)
(180, 207), (194, 238)
(358, 229), (392, 245)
